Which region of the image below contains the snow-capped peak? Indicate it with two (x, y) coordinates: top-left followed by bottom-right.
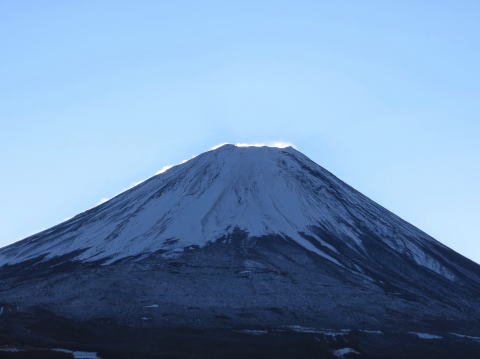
(0, 145), (463, 281)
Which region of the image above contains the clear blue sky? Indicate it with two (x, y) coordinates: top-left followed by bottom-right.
(1, 1), (479, 263)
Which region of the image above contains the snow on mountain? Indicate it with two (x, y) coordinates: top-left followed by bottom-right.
(1, 143), (480, 359)
(0, 144), (464, 280)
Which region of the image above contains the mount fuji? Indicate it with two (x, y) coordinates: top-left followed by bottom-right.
(0, 144), (479, 358)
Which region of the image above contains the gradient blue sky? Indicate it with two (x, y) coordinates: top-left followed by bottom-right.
(1, 1), (479, 263)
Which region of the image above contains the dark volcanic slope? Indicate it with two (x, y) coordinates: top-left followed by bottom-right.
(0, 144), (479, 357)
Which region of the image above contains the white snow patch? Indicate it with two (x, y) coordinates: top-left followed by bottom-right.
(320, 330), (350, 337)
(155, 165), (173, 175)
(333, 347), (359, 358)
(282, 325), (323, 334)
(359, 329), (383, 334)
(402, 241), (456, 281)
(96, 197), (110, 206)
(409, 332), (443, 339)
(125, 180), (145, 190)
(0, 348), (99, 358)
(450, 332), (480, 341)
(282, 325), (350, 336)
(53, 348), (100, 358)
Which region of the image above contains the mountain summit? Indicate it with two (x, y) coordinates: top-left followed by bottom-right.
(0, 144), (470, 278)
(0, 144), (479, 358)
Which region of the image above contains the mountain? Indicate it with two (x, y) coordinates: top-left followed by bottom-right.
(0, 144), (479, 359)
